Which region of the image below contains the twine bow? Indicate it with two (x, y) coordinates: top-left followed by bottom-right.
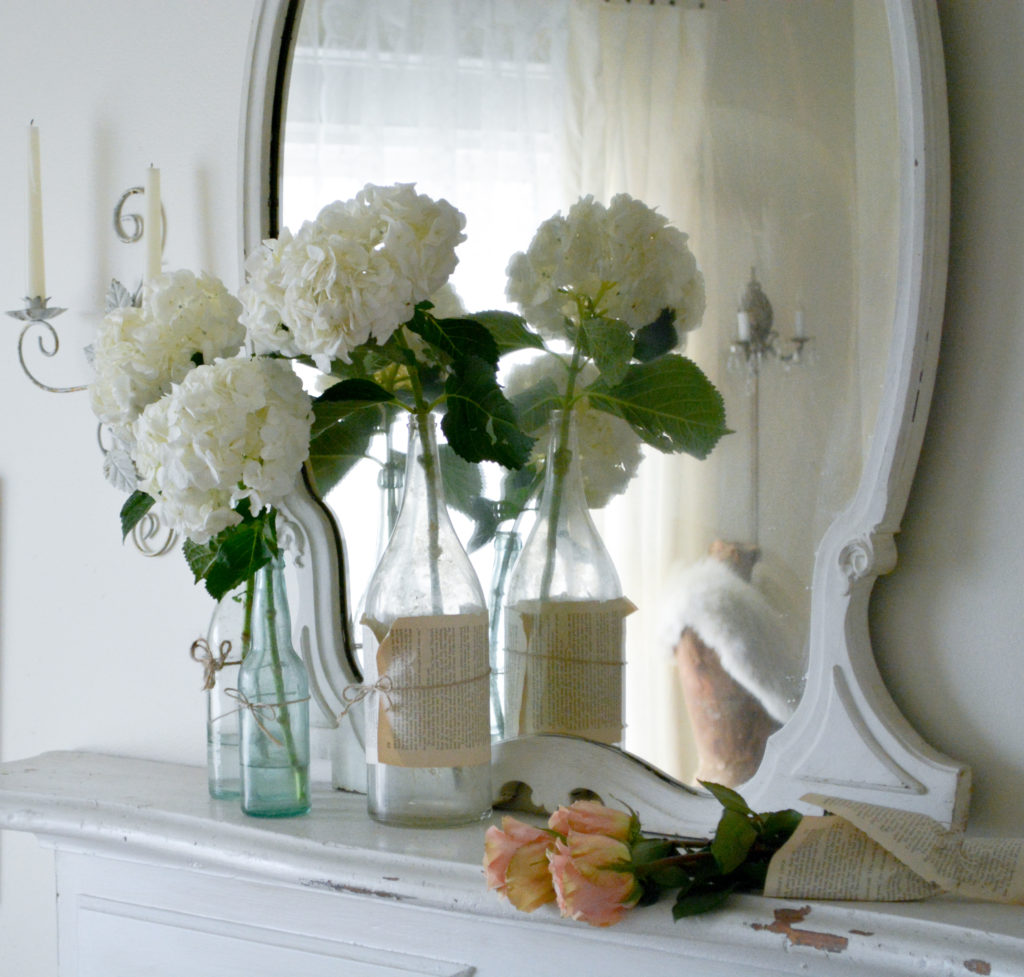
(221, 688), (311, 747)
(337, 676), (394, 720)
(189, 637), (241, 690)
(336, 670), (491, 722)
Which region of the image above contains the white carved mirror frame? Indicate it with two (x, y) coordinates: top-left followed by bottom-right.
(239, 0), (969, 835)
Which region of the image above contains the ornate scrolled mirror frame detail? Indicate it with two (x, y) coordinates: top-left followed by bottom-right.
(240, 0), (969, 834)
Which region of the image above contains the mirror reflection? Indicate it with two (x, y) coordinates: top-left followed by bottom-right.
(281, 0), (899, 785)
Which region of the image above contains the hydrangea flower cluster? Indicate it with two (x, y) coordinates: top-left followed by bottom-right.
(241, 183), (467, 371)
(505, 193), (705, 340)
(132, 357), (314, 543)
(89, 270), (246, 445)
(504, 358), (643, 509)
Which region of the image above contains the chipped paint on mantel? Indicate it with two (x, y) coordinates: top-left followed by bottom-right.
(2, 753), (1024, 977)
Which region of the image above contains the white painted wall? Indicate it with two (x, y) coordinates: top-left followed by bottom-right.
(0, 2), (259, 973)
(0, 1), (1022, 973)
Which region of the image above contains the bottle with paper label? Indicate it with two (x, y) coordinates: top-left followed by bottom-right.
(361, 413), (491, 826)
(502, 409), (634, 746)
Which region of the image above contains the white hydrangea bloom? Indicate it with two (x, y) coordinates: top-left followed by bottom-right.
(132, 357), (314, 544)
(240, 184), (466, 371)
(427, 281), (468, 319)
(505, 358), (643, 509)
(506, 193), (705, 341)
(238, 229), (303, 359)
(89, 270), (245, 444)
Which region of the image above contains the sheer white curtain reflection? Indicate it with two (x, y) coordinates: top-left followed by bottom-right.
(284, 0), (569, 311)
(283, 0), (717, 779)
(562, 1), (713, 778)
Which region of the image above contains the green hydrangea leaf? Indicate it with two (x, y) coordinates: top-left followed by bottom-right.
(407, 308), (500, 368)
(183, 512), (278, 602)
(579, 316), (633, 386)
(442, 355), (535, 469)
(587, 355), (728, 460)
(314, 377), (396, 412)
(711, 809), (759, 874)
(464, 496), (505, 553)
(308, 409), (382, 497)
(471, 310), (546, 355)
(439, 443), (484, 517)
(182, 536), (218, 584)
(120, 490), (155, 541)
(633, 308), (679, 362)
(309, 380), (399, 496)
(509, 375), (561, 434)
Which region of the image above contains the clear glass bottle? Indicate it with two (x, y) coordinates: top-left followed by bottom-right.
(503, 409), (629, 745)
(486, 508), (523, 740)
(202, 579), (253, 799)
(361, 413), (491, 826)
(238, 556), (311, 817)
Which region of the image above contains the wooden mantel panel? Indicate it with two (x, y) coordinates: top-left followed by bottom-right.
(1, 753), (1022, 977)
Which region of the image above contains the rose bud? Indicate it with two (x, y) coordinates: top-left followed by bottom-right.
(548, 800), (635, 843)
(483, 816), (557, 912)
(548, 831), (641, 927)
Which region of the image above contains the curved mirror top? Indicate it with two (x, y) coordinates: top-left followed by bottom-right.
(278, 0), (899, 787)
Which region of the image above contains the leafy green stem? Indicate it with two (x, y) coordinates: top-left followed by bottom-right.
(538, 308), (587, 603)
(241, 572), (255, 661)
(395, 327), (444, 611)
(260, 555), (302, 775)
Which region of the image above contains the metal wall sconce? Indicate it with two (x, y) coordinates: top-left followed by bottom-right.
(6, 294), (80, 393)
(725, 268), (815, 545)
(7, 182), (175, 558)
(7, 184), (164, 390)
(727, 268), (812, 378)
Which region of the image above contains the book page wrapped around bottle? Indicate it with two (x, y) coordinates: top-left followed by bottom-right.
(364, 612), (491, 769)
(504, 597), (637, 745)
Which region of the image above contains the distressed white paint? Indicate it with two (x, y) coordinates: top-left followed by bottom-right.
(2, 753), (1022, 977)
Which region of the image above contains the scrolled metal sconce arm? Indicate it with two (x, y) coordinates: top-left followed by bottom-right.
(7, 186), (177, 558)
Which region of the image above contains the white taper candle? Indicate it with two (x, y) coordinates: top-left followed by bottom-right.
(27, 123), (46, 299)
(144, 165), (162, 281)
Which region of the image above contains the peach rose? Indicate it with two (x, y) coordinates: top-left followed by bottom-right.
(548, 831), (641, 927)
(483, 817), (557, 912)
(548, 800), (635, 843)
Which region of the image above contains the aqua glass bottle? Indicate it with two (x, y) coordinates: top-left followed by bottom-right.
(502, 409), (629, 745)
(238, 556), (311, 817)
(202, 578), (253, 799)
(361, 412), (491, 826)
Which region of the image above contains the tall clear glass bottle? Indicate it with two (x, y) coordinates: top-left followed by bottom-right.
(502, 409), (631, 745)
(238, 556), (311, 817)
(361, 413), (491, 826)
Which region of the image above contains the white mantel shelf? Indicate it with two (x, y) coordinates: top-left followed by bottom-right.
(2, 753), (1022, 977)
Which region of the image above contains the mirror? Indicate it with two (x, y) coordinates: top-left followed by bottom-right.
(242, 0), (970, 831)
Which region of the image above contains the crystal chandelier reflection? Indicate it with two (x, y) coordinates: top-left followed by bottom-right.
(726, 268), (812, 382)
